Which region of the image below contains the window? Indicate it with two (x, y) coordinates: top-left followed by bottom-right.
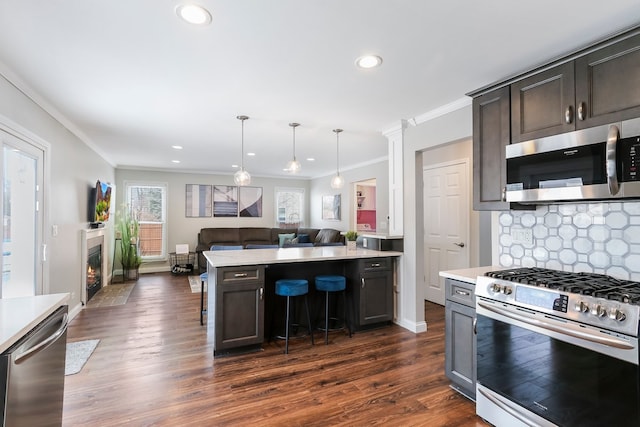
(275, 188), (304, 228)
(125, 181), (167, 261)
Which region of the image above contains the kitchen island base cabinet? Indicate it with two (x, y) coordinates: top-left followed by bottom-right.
(347, 258), (393, 330)
(444, 278), (476, 400)
(213, 265), (265, 356)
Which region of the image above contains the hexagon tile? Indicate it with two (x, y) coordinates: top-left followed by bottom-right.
(498, 202), (640, 281)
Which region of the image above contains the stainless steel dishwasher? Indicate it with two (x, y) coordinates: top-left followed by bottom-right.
(1, 305), (69, 427)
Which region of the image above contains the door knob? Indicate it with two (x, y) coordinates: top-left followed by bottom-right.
(454, 242), (465, 248)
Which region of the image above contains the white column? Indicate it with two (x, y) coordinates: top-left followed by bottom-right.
(382, 120), (407, 236)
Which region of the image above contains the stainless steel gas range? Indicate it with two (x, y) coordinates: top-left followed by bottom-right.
(475, 267), (640, 427)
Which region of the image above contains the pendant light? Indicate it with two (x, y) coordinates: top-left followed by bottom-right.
(330, 128), (344, 189)
(233, 115), (251, 186)
(286, 122), (301, 173)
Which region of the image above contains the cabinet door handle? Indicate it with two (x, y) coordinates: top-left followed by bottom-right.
(259, 287), (264, 300)
(234, 273), (248, 278)
(502, 186), (507, 202)
(361, 278), (366, 288)
(577, 102), (586, 121)
(371, 263), (381, 267)
(473, 317), (477, 335)
(565, 105), (573, 124)
(455, 289), (469, 296)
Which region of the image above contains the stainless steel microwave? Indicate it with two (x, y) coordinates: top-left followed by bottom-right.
(505, 117), (640, 203)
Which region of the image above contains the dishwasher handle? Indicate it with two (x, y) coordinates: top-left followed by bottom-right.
(15, 313), (69, 365)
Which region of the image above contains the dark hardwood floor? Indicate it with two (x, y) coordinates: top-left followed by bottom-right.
(63, 273), (487, 426)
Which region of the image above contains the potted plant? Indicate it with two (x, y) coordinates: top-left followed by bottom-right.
(345, 230), (358, 251)
(117, 206), (142, 280)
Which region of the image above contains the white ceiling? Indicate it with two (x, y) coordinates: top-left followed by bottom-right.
(0, 1), (639, 180)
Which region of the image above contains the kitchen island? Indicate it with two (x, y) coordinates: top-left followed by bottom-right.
(204, 246), (402, 356)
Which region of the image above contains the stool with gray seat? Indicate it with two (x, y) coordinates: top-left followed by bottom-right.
(315, 275), (352, 344)
(199, 245), (243, 325)
(274, 279), (314, 354)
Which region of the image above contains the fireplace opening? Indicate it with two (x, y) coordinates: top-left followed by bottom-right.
(87, 243), (102, 301)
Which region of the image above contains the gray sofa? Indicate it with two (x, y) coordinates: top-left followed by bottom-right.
(195, 227), (344, 270)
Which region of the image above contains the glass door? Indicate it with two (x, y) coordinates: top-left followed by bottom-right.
(1, 129), (44, 298)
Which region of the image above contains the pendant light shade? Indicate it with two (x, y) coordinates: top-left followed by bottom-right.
(330, 128), (344, 189)
(233, 115), (251, 186)
(286, 122), (301, 173)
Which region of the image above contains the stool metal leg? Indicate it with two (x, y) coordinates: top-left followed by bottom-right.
(324, 291), (330, 345)
(343, 290), (352, 337)
(285, 295), (291, 354)
(305, 295), (314, 345)
(200, 279), (205, 325)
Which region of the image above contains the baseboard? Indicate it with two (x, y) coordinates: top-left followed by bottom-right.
(68, 301), (83, 322)
(395, 318), (427, 333)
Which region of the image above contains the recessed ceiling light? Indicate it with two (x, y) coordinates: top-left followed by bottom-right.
(247, 152), (256, 156)
(172, 160), (181, 164)
(172, 145), (183, 150)
(231, 164), (239, 168)
(355, 55), (383, 69)
(306, 157), (315, 162)
(176, 4), (212, 25)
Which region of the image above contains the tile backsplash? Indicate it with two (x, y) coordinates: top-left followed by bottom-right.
(498, 202), (640, 281)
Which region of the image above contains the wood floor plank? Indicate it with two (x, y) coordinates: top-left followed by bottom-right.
(63, 272), (488, 426)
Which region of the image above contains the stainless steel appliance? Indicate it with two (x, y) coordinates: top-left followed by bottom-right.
(505, 117), (640, 203)
(1, 306), (69, 427)
(475, 268), (640, 427)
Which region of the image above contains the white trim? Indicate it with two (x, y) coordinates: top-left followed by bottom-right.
(395, 318), (427, 333)
(409, 97), (472, 127)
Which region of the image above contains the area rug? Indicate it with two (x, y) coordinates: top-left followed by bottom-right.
(189, 275), (206, 293)
(86, 283), (135, 308)
(65, 339), (100, 375)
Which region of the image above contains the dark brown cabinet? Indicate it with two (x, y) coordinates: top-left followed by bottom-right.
(347, 258), (393, 329)
(444, 278), (476, 400)
(511, 32), (640, 143)
(575, 32), (640, 129)
(214, 265), (265, 355)
(511, 61), (575, 143)
(473, 86), (511, 210)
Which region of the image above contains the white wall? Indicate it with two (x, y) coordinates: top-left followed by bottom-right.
(0, 73), (115, 313)
(399, 105), (473, 332)
(309, 160), (389, 232)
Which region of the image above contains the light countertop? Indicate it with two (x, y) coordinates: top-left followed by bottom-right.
(358, 233), (403, 240)
(204, 246), (402, 268)
(1, 293), (70, 353)
(439, 266), (502, 284)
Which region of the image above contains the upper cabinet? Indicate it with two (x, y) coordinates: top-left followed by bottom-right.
(575, 32), (640, 129)
(511, 32), (640, 143)
(511, 61), (575, 143)
(473, 86), (510, 210)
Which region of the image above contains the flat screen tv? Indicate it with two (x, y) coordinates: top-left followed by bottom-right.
(89, 180), (112, 226)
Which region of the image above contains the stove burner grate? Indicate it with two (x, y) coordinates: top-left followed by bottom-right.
(486, 267), (640, 305)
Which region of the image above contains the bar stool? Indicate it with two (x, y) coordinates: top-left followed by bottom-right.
(315, 275), (352, 345)
(275, 279), (314, 354)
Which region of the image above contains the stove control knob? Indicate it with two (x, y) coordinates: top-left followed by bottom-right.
(490, 283), (502, 294)
(590, 304), (607, 317)
(574, 301), (589, 313)
(608, 308), (626, 322)
(502, 286), (513, 295)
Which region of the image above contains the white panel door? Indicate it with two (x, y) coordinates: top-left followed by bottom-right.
(423, 161), (469, 305)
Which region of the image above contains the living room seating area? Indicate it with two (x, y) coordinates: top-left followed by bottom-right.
(195, 227), (345, 271)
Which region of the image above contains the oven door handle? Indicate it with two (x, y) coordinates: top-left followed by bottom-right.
(477, 300), (635, 350)
(478, 386), (546, 427)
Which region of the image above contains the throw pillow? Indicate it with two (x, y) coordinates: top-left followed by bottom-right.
(278, 233), (296, 247)
(296, 233), (310, 243)
(315, 229), (339, 244)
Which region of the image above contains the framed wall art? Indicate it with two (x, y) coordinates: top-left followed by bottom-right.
(322, 194), (341, 220)
(213, 185), (238, 217)
(239, 186), (263, 217)
(185, 184), (212, 217)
